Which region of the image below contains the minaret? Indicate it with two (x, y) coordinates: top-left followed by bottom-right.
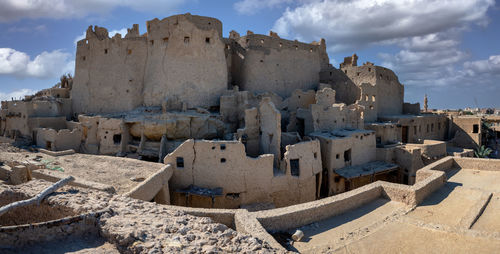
(424, 94), (428, 112)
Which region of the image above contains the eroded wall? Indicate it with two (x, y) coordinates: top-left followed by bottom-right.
(165, 139), (321, 208)
(232, 34), (328, 98)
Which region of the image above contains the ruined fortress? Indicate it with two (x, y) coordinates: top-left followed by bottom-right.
(1, 14), (497, 253)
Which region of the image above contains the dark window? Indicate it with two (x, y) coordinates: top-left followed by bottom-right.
(104, 49), (108, 54)
(314, 152), (318, 159)
(414, 126), (417, 135)
(334, 176), (341, 182)
(220, 144), (226, 150)
(427, 124), (430, 133)
(184, 37), (190, 43)
(82, 56), (86, 61)
(150, 40), (154, 45)
(226, 193), (239, 199)
(431, 123), (434, 132)
(205, 37), (210, 43)
(473, 124), (479, 133)
(220, 158), (226, 163)
(336, 154), (340, 159)
(290, 159), (300, 176)
(176, 157), (184, 168)
(113, 134), (121, 145)
(344, 149), (351, 162)
(376, 136), (381, 144)
(438, 123), (441, 130)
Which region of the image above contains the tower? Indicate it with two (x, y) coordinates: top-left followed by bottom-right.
(424, 94), (428, 112)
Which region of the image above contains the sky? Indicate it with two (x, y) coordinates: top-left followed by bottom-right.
(0, 0), (499, 110)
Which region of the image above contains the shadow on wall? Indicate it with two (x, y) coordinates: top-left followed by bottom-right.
(449, 120), (481, 149)
(320, 68), (360, 105)
(417, 181), (463, 207)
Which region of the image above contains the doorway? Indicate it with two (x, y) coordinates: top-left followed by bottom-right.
(402, 126), (409, 143)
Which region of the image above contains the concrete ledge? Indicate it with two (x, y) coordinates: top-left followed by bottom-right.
(125, 164), (173, 202)
(0, 209), (109, 247)
(254, 183), (383, 231)
(453, 157), (500, 171)
(39, 149), (75, 157)
(167, 206), (238, 228)
(31, 169), (115, 193)
(235, 210), (285, 251)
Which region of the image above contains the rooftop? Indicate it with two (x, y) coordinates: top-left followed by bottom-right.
(281, 157), (500, 253)
(334, 161), (399, 179)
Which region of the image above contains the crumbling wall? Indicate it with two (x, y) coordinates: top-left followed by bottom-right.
(97, 118), (124, 155)
(78, 115), (100, 154)
(165, 140), (274, 208)
(365, 123), (401, 146)
(270, 140), (322, 207)
(165, 139), (321, 208)
(298, 103), (364, 135)
(341, 63), (403, 118)
(310, 129), (376, 195)
(355, 83), (377, 122)
(73, 14), (227, 114)
(143, 14), (228, 109)
(448, 116), (483, 149)
(404, 102), (421, 115)
(319, 67), (360, 105)
(259, 98), (281, 166)
(236, 107), (260, 156)
(379, 115), (448, 143)
(315, 87), (336, 107)
(394, 146), (425, 184)
(36, 127), (82, 152)
(232, 34), (328, 98)
(72, 25), (147, 114)
(287, 89), (316, 112)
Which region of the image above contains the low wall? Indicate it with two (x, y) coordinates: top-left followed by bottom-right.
(254, 184), (383, 231)
(453, 157), (500, 171)
(0, 209), (108, 247)
(243, 156), (451, 234)
(405, 140), (446, 159)
(168, 206), (238, 228)
(123, 156), (485, 251)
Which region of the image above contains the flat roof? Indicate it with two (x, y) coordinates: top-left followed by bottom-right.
(335, 161), (398, 179)
(309, 129), (374, 140)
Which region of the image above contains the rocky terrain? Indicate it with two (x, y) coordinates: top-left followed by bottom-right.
(0, 179), (282, 253)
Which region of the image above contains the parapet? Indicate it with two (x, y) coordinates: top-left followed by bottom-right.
(146, 13), (223, 39)
(236, 33), (324, 53)
(340, 53), (358, 68)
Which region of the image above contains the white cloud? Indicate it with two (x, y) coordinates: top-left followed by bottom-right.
(0, 88), (36, 102)
(0, 48), (73, 79)
(0, 0), (188, 22)
(7, 24), (46, 33)
(464, 55), (500, 76)
(234, 0), (295, 15)
(74, 28), (128, 45)
(272, 0), (494, 51)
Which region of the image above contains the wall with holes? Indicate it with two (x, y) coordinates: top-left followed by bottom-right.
(72, 14), (227, 114)
(231, 34), (329, 98)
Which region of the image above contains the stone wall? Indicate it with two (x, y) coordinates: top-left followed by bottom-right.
(72, 14), (228, 114)
(231, 34), (328, 98)
(165, 139), (321, 209)
(448, 116), (483, 149)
